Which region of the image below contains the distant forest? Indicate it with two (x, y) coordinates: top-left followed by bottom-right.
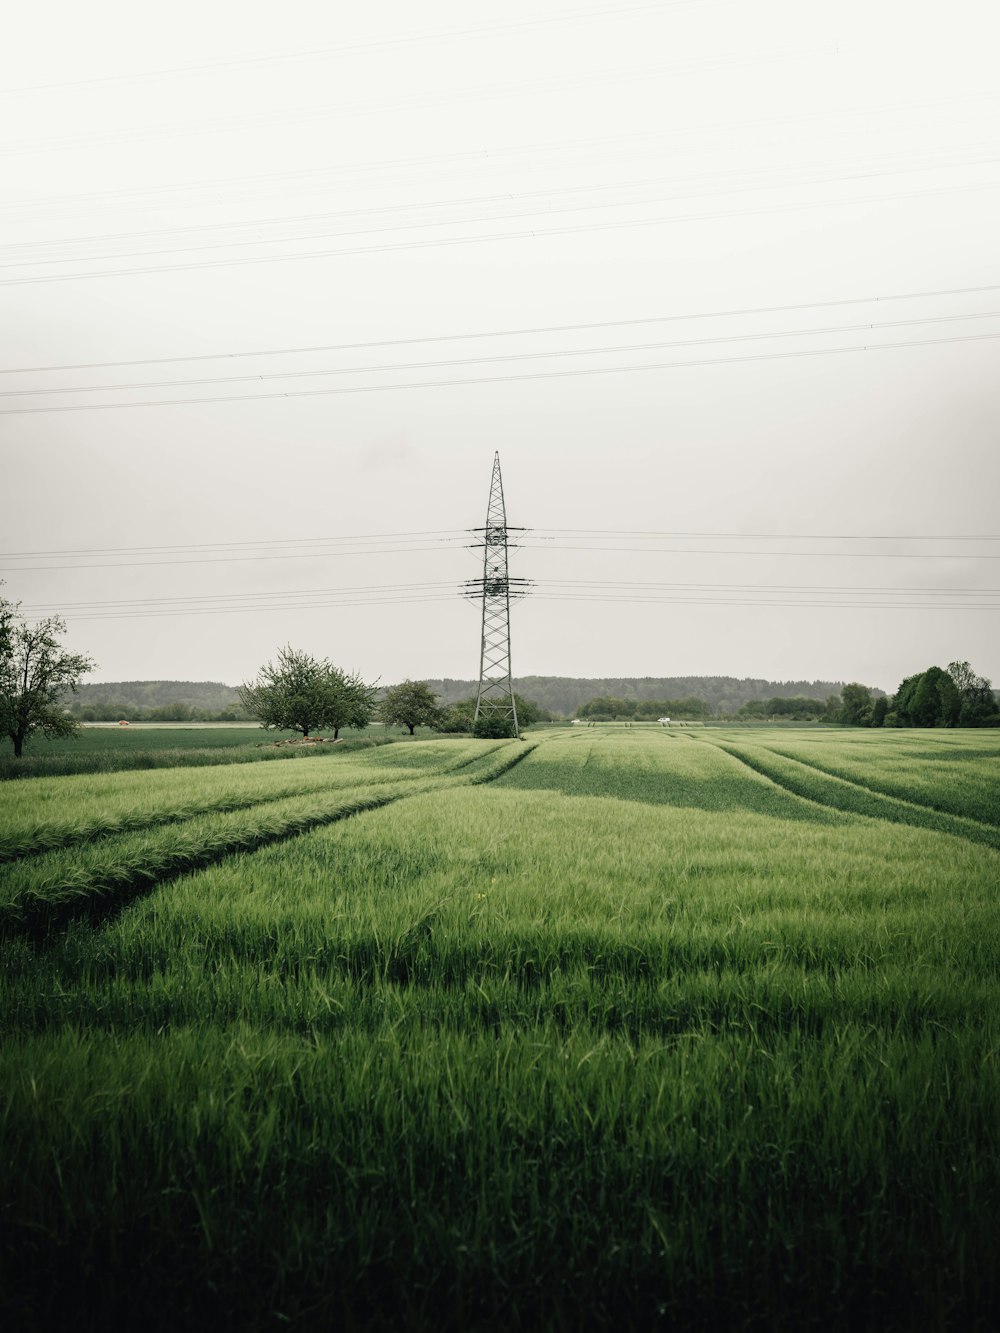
(66, 675), (860, 722)
(65, 681), (247, 721)
(424, 675), (859, 718)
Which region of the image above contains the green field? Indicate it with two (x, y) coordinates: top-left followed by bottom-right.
(1, 727), (998, 1330)
(0, 722), (414, 781)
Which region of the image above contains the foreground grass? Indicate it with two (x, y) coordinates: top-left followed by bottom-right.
(1, 730), (998, 1330)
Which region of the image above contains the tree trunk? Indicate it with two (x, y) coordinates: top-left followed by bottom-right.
(13, 732), (24, 758)
(407, 723), (415, 734)
(333, 726), (340, 739)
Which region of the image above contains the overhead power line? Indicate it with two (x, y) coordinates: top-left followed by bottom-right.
(2, 176), (997, 288)
(523, 541), (1000, 560)
(4, 282), (998, 377)
(5, 528), (993, 566)
(6, 143), (996, 264)
(3, 329), (999, 416)
(4, 309), (998, 401)
(532, 592), (1000, 611)
(0, 542), (469, 574)
(20, 577), (996, 616)
(19, 581), (997, 626)
(0, 530), (464, 559)
(533, 529), (1000, 542)
(4, 94), (994, 223)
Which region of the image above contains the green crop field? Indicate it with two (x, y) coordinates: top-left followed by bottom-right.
(0, 722), (420, 781)
(1, 727), (998, 1331)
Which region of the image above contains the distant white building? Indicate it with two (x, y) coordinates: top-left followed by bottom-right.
(657, 717), (671, 725)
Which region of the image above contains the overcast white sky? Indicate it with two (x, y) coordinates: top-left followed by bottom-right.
(2, 0), (998, 694)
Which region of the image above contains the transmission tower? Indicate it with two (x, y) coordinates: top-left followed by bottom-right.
(464, 452), (529, 737)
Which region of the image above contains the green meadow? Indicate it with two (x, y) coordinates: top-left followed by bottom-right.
(0, 722), (408, 781)
(1, 727), (998, 1330)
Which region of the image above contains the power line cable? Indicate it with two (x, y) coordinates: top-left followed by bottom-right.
(5, 530), (992, 564)
(522, 541), (1000, 560)
(5, 93), (993, 221)
(20, 577), (995, 616)
(5, 282), (998, 377)
(532, 592), (999, 610)
(4, 309), (997, 400)
(0, 530), (465, 559)
(7, 141), (996, 258)
(3, 175), (997, 288)
(18, 580), (461, 611)
(15, 156), (1000, 273)
(0, 543), (471, 574)
(3, 329), (998, 416)
(22, 587), (997, 623)
(532, 529), (1000, 542)
(540, 578), (998, 591)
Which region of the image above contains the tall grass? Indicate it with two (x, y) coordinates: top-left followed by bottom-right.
(0, 725), (399, 781)
(0, 737), (497, 861)
(709, 736), (1000, 849)
(731, 729), (1000, 826)
(1, 731), (998, 1330)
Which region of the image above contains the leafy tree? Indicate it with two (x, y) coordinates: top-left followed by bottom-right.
(434, 693), (546, 734)
(839, 683), (874, 726)
(239, 646), (376, 740)
(948, 660), (999, 726)
(887, 665), (981, 728)
(435, 698), (477, 733)
(870, 696), (889, 727)
(737, 700), (768, 719)
(885, 672), (920, 727)
(379, 680), (444, 734)
(0, 599), (96, 758)
(907, 667), (960, 727)
(473, 711), (517, 738)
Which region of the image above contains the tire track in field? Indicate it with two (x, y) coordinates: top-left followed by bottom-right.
(2, 741), (539, 944)
(2, 790), (411, 944)
(0, 741), (519, 865)
(704, 739), (1000, 850)
(763, 744), (1000, 829)
(0, 778), (406, 866)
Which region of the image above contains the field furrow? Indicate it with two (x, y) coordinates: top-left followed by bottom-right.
(708, 739), (1000, 849)
(0, 738), (512, 864)
(0, 740), (535, 941)
(0, 786), (413, 941)
(760, 740), (1000, 826)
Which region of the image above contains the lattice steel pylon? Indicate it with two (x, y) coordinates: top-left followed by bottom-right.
(464, 453), (529, 737)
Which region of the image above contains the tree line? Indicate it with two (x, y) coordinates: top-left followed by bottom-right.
(733, 664), (997, 728)
(879, 662), (998, 728)
(575, 696), (713, 720)
(64, 679), (244, 719)
(2, 586), (996, 761)
(238, 650), (551, 740)
(424, 674), (851, 717)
